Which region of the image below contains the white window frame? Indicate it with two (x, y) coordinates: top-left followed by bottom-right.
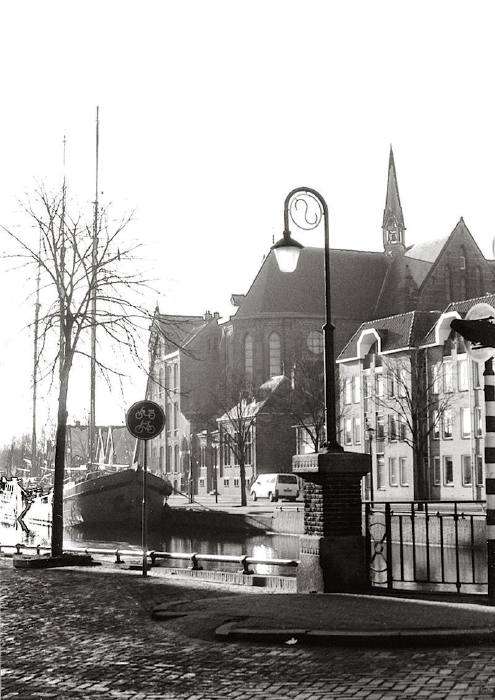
(344, 418), (353, 445)
(389, 457), (398, 487)
(376, 453), (385, 490)
(461, 455), (472, 487)
(442, 409), (453, 440)
(399, 457), (409, 486)
(433, 456), (441, 486)
(352, 375), (361, 403)
(443, 456), (454, 486)
(353, 416), (361, 444)
(475, 406), (483, 437)
(461, 407), (471, 439)
(457, 358), (468, 392)
(476, 455), (484, 486)
(443, 361), (454, 393)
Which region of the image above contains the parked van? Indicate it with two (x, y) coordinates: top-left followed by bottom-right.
(250, 473), (299, 502)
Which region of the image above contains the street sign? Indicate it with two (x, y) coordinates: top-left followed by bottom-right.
(464, 302), (495, 363)
(125, 400), (165, 440)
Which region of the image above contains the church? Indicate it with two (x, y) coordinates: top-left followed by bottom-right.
(147, 148), (495, 500)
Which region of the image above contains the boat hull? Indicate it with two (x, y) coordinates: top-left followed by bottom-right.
(63, 469), (172, 528)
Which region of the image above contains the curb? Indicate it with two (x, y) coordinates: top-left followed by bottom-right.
(215, 622), (495, 646)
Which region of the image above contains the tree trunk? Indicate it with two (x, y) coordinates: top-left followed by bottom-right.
(239, 455), (247, 507)
(51, 371), (69, 556)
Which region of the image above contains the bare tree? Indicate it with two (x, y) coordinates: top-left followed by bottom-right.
(371, 349), (452, 500)
(215, 370), (258, 507)
(271, 356), (349, 453)
(2, 185), (170, 555)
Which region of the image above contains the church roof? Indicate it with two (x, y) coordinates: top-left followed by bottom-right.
(155, 313), (207, 353)
(405, 236), (449, 263)
(234, 247), (388, 321)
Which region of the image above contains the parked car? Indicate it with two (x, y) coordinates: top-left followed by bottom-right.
(250, 473), (299, 502)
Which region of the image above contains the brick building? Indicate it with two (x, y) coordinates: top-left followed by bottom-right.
(146, 148), (495, 501)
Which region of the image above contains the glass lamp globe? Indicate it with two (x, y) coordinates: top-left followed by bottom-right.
(270, 232), (303, 273)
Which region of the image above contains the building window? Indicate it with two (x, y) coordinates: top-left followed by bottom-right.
(344, 378), (352, 405)
(352, 375), (360, 403)
(363, 373), (371, 412)
(443, 409), (453, 439)
(398, 415), (407, 441)
(461, 407), (471, 438)
(245, 427), (252, 465)
(473, 361), (481, 389)
(223, 434), (232, 466)
(296, 427), (314, 455)
(173, 403), (178, 431)
(376, 454), (385, 489)
(387, 372), (396, 398)
(443, 361), (453, 393)
(388, 415), (397, 441)
(432, 363), (441, 394)
(307, 330), (323, 354)
(159, 366), (165, 398)
(166, 403), (171, 433)
(476, 456), (484, 486)
(457, 358), (468, 391)
(353, 416), (361, 444)
(432, 410), (440, 440)
(462, 455), (472, 486)
(398, 367), (408, 397)
(269, 332), (281, 377)
(433, 457), (441, 486)
(233, 477), (240, 487)
(344, 418), (352, 445)
(475, 406), (483, 437)
(167, 365), (172, 392)
(199, 478), (205, 488)
(244, 334), (253, 381)
(375, 372), (384, 397)
(389, 457), (398, 486)
(174, 444), (180, 471)
(223, 478), (230, 487)
(443, 456), (454, 486)
(376, 414), (385, 441)
(399, 457), (409, 486)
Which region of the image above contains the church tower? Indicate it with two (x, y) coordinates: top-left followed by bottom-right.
(382, 146), (406, 256)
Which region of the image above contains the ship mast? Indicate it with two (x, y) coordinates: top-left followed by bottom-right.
(31, 230), (42, 478)
(88, 107), (100, 468)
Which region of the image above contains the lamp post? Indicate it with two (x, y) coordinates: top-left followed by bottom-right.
(271, 187), (342, 452)
(365, 417), (375, 503)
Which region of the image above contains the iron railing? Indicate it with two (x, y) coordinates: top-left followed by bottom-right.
(365, 500), (487, 593)
(0, 543), (299, 575)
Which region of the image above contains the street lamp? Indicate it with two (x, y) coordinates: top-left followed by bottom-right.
(271, 187), (342, 453)
(365, 417), (375, 502)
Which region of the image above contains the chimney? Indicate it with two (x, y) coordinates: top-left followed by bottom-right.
(204, 310), (212, 321)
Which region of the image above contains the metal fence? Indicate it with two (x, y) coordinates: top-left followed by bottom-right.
(365, 501), (487, 593)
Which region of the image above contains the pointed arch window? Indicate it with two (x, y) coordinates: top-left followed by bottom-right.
(269, 332), (281, 377)
(244, 334), (253, 381)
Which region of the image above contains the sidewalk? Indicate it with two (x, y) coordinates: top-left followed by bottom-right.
(153, 589), (495, 647)
(4, 559), (495, 698)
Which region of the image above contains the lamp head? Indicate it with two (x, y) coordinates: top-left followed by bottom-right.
(271, 230), (304, 273)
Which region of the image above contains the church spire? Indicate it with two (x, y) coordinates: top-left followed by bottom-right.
(382, 146), (406, 255)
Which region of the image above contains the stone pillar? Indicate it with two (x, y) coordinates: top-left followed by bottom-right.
(293, 451), (370, 593)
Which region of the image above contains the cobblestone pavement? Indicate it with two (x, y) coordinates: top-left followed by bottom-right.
(2, 561), (495, 699)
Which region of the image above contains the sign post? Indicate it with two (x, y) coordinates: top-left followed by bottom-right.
(126, 400), (166, 577)
(451, 304), (495, 599)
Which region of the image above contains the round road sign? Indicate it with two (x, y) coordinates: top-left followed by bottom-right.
(465, 302), (495, 364)
(126, 400), (165, 440)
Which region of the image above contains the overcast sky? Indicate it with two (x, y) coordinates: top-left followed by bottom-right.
(1, 0), (495, 446)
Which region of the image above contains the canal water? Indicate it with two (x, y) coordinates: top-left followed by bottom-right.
(0, 519), (300, 577)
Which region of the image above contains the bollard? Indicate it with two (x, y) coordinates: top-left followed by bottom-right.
(190, 553), (203, 571)
(239, 555), (254, 575)
(15, 543), (22, 554)
(36, 545), (41, 555)
(484, 359), (495, 599)
(115, 549), (123, 564)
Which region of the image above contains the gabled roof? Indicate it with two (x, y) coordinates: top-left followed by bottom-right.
(217, 375), (288, 422)
(234, 247), (388, 321)
(155, 313), (206, 351)
(337, 310), (441, 361)
(405, 236), (449, 263)
(422, 293), (495, 345)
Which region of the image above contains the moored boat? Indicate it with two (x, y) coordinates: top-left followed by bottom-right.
(0, 477), (29, 526)
(63, 468), (172, 527)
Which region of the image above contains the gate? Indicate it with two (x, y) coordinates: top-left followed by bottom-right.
(364, 501), (488, 593)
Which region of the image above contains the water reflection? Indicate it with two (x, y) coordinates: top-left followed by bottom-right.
(1, 519), (300, 577)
